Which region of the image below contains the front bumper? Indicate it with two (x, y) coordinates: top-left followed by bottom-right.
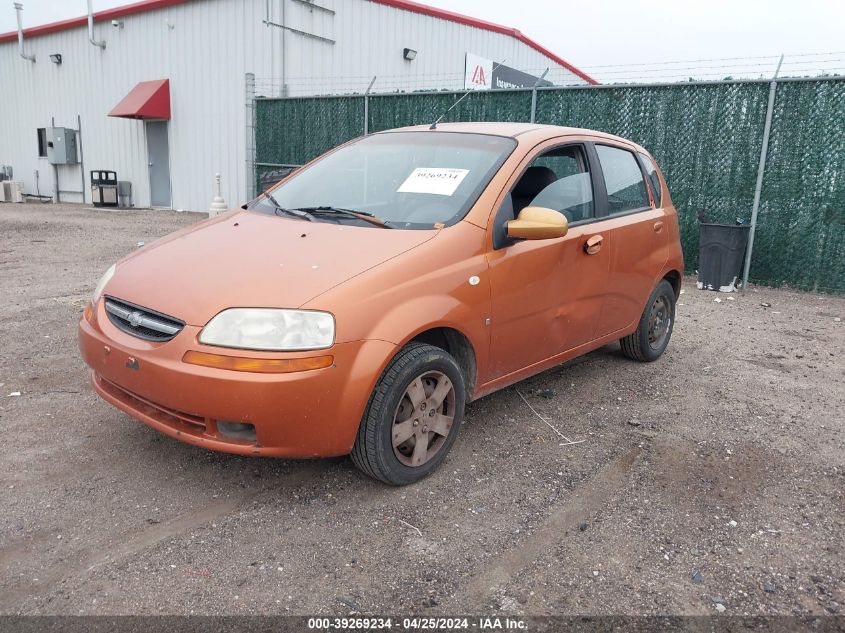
(78, 300), (396, 457)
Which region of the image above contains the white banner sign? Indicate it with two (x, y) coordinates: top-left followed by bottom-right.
(464, 52), (493, 91)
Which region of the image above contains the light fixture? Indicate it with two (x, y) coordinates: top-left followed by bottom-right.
(49, 53), (62, 64)
(403, 48), (417, 61)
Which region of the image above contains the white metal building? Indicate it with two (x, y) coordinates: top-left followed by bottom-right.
(0, 0), (595, 211)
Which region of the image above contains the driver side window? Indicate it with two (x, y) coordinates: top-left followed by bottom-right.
(512, 145), (595, 223)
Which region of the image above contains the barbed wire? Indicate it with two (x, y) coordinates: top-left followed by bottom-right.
(252, 52), (845, 97)
(256, 56), (845, 83)
(594, 59), (845, 76)
(255, 69), (845, 87)
(575, 50), (845, 69)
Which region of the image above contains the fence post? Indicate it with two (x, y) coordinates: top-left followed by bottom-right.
(742, 56), (783, 291)
(529, 68), (549, 123)
(363, 76), (376, 135)
(244, 72), (256, 200)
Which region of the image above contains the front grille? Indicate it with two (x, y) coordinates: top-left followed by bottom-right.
(104, 296), (184, 342)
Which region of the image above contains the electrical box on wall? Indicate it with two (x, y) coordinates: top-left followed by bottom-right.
(46, 127), (79, 165)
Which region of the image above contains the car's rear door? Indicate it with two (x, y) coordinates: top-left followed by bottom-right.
(483, 138), (611, 381)
(590, 143), (670, 337)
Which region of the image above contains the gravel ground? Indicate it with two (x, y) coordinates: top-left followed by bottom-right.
(0, 202), (843, 617)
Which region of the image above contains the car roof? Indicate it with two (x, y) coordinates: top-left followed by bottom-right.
(380, 122), (649, 154)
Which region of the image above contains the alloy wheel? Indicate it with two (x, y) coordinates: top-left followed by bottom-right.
(391, 371), (456, 467)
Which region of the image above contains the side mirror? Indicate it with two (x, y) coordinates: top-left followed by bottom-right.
(506, 206), (568, 240)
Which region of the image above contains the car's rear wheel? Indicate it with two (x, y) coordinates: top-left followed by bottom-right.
(351, 343), (465, 485)
(620, 279), (676, 362)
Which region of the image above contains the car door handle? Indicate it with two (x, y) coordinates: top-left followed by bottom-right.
(653, 221), (664, 233)
(584, 235), (603, 255)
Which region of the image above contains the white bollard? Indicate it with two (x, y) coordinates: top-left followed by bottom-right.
(208, 173), (228, 216)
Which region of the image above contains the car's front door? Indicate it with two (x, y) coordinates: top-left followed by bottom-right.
(591, 144), (670, 336)
(483, 140), (611, 381)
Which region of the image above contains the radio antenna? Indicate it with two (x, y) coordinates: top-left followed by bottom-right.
(430, 60), (506, 130)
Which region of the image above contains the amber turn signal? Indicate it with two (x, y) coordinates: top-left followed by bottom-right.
(182, 351), (334, 373)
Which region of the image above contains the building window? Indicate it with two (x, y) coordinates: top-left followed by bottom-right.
(37, 128), (47, 158)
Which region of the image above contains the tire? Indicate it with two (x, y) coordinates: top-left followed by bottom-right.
(620, 279), (676, 362)
(351, 342), (466, 486)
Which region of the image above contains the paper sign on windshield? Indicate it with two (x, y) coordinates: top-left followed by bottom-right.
(397, 168), (469, 196)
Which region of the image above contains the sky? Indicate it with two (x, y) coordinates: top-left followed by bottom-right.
(3, 0), (844, 81)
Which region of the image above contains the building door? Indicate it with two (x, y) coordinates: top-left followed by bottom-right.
(145, 120), (171, 208)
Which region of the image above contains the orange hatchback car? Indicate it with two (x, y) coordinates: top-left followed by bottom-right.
(79, 123), (683, 485)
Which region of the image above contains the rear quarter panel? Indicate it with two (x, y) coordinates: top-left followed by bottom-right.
(654, 158), (685, 288)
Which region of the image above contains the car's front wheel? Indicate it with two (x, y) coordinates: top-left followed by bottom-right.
(620, 279), (676, 362)
(351, 343), (465, 485)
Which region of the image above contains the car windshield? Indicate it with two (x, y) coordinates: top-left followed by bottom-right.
(248, 132), (517, 229)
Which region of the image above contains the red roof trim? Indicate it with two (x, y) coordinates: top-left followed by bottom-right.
(0, 0), (190, 43)
(0, 0), (598, 85)
(372, 0), (597, 84)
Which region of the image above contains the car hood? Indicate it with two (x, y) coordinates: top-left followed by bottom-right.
(105, 210), (438, 326)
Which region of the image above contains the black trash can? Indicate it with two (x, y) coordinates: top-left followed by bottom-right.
(697, 223), (750, 292)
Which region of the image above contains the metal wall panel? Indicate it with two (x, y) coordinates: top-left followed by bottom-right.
(0, 0), (587, 211)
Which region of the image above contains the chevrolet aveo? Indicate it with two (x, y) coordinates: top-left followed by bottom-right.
(79, 122), (683, 485)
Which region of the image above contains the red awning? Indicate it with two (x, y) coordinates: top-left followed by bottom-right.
(108, 79), (170, 120)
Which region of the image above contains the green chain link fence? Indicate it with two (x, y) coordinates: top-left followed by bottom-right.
(254, 78), (845, 293)
(753, 80), (845, 292)
(255, 95), (364, 187)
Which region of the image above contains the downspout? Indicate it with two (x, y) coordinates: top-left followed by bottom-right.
(14, 3), (36, 62)
(280, 0), (286, 96)
(87, 0), (106, 49)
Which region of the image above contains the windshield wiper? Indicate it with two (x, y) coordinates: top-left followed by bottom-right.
(263, 191), (315, 222)
(293, 206), (394, 229)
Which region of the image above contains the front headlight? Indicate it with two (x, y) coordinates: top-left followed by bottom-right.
(92, 264), (116, 306)
(199, 308), (335, 351)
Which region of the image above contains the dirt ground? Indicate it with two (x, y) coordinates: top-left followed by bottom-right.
(0, 202), (843, 617)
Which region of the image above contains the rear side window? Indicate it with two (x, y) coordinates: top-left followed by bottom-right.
(595, 144), (650, 214)
(639, 153), (662, 206)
